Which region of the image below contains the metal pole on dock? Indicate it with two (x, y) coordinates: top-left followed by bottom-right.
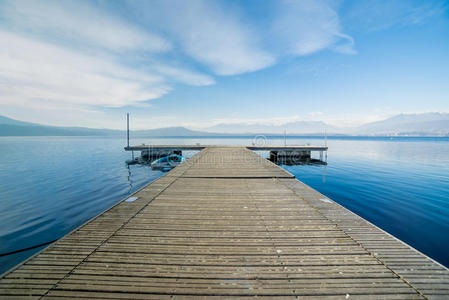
(324, 128), (327, 147)
(126, 113), (130, 148)
(284, 129), (287, 146)
(324, 128), (328, 162)
(127, 113), (134, 160)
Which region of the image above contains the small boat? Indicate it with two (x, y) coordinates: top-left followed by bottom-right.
(125, 157), (140, 165)
(151, 154), (185, 170)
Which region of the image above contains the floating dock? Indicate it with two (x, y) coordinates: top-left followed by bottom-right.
(124, 144), (329, 152)
(1, 147), (448, 299)
(125, 144), (328, 165)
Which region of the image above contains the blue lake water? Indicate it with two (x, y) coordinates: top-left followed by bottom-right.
(0, 136), (448, 274)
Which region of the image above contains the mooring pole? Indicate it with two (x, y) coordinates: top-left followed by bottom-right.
(284, 129), (287, 146)
(324, 128), (327, 147)
(324, 128), (328, 162)
(127, 113), (134, 160)
(126, 113), (130, 148)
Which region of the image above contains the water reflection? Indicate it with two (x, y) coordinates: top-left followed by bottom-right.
(323, 164), (326, 183)
(126, 165), (132, 193)
(269, 156), (328, 183)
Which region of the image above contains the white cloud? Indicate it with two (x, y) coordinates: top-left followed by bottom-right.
(210, 115), (304, 127)
(0, 0), (169, 53)
(308, 111), (324, 117)
(273, 0), (355, 55)
(0, 0), (360, 129)
(153, 65), (215, 86)
(0, 30), (170, 109)
(132, 0), (276, 76)
(0, 0), (216, 113)
(173, 1), (275, 75)
(125, 0), (354, 76)
(343, 0), (449, 32)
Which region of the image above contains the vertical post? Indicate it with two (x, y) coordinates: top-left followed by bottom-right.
(322, 127), (328, 164)
(324, 128), (328, 163)
(126, 113), (130, 148)
(324, 128), (327, 147)
(284, 129), (286, 147)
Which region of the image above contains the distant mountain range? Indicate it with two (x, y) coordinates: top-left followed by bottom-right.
(0, 115), (215, 137)
(0, 115), (119, 136)
(353, 113), (449, 136)
(0, 113), (448, 137)
(205, 113), (449, 136)
(204, 121), (341, 135)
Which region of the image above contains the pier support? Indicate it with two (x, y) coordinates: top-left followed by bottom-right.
(269, 150), (311, 164)
(141, 149), (182, 161)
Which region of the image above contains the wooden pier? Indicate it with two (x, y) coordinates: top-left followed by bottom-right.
(1, 147), (448, 299)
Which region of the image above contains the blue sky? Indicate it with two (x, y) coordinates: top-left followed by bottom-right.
(0, 0), (448, 129)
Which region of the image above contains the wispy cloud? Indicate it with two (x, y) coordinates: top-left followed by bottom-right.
(343, 0), (449, 32)
(0, 30), (171, 109)
(210, 115), (305, 127)
(0, 0), (216, 114)
(130, 0), (354, 75)
(153, 65), (215, 86)
(0, 0), (169, 53)
(402, 1), (449, 25)
(0, 0), (364, 128)
(172, 1), (276, 75)
(0, 0), (355, 112)
(273, 0), (356, 55)
(130, 0), (276, 76)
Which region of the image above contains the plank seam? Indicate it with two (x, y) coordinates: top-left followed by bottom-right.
(276, 178), (428, 300)
(38, 148), (205, 299)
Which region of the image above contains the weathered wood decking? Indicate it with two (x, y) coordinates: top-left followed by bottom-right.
(1, 147), (448, 299)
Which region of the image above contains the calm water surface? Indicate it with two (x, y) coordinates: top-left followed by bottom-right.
(0, 136), (448, 274)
